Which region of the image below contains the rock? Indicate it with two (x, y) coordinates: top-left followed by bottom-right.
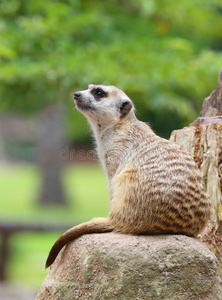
(36, 233), (222, 300)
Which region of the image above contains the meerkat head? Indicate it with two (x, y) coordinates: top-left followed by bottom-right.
(73, 84), (134, 128)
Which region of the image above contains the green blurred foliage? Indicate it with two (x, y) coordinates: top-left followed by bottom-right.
(0, 0), (222, 139)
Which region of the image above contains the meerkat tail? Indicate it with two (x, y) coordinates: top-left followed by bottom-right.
(45, 217), (114, 269)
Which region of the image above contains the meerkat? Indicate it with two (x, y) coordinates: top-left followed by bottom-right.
(45, 84), (211, 268)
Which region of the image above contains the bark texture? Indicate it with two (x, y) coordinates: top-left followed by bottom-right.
(36, 233), (222, 300)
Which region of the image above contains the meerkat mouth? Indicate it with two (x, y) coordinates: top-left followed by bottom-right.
(74, 99), (95, 112)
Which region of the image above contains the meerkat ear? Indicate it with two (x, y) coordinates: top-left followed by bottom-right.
(119, 100), (133, 117)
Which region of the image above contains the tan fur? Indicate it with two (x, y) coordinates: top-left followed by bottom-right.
(45, 84), (211, 268)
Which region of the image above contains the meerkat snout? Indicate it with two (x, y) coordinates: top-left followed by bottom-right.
(73, 92), (81, 99)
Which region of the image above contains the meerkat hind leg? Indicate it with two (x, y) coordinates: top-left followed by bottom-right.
(108, 167), (151, 234)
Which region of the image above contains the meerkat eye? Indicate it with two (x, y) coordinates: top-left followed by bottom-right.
(92, 88), (107, 100)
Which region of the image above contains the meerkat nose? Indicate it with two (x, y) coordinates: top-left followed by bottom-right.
(74, 92), (81, 100)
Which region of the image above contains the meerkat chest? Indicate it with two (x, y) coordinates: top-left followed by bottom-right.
(96, 134), (130, 180)
(97, 144), (121, 179)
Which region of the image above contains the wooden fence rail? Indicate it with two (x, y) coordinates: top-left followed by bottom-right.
(0, 222), (78, 281)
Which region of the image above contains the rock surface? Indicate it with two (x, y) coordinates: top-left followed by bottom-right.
(36, 233), (222, 300)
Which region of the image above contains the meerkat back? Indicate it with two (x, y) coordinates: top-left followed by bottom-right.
(108, 121), (211, 236)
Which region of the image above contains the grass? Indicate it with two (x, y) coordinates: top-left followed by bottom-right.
(0, 163), (109, 288)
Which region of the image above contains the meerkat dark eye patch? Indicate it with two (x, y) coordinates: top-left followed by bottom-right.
(91, 88), (107, 100)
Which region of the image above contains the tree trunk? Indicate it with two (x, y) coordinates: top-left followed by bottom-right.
(170, 67), (222, 277)
(0, 128), (6, 163)
(37, 104), (68, 206)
